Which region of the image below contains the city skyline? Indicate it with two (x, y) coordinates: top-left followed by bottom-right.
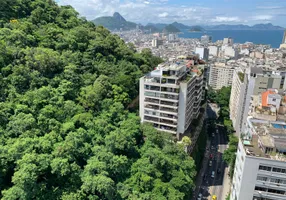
(56, 0), (286, 27)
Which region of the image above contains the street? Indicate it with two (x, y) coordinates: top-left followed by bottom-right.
(193, 124), (230, 200)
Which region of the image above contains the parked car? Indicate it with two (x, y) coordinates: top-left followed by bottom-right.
(197, 193), (203, 200)
(209, 161), (212, 167)
(211, 171), (215, 178)
(217, 168), (221, 174)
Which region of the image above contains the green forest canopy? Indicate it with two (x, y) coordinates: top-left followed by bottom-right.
(0, 0), (196, 199)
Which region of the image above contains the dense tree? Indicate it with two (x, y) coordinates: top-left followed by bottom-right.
(0, 0), (195, 199)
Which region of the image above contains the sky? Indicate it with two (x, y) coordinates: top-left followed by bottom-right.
(56, 0), (286, 27)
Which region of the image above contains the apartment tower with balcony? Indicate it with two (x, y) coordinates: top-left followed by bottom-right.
(139, 60), (204, 136)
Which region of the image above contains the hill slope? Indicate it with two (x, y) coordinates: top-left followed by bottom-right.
(162, 24), (181, 33)
(0, 0), (196, 199)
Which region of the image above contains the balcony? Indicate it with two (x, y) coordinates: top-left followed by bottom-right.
(145, 104), (159, 110)
(145, 98), (159, 104)
(145, 85), (160, 91)
(160, 106), (178, 114)
(155, 126), (177, 134)
(160, 113), (177, 120)
(144, 77), (160, 84)
(161, 87), (179, 94)
(144, 116), (159, 123)
(160, 94), (179, 101)
(160, 119), (177, 126)
(160, 100), (178, 107)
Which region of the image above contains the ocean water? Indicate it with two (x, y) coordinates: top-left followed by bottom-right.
(180, 30), (285, 48)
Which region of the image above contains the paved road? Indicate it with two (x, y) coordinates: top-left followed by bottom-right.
(193, 124), (230, 200)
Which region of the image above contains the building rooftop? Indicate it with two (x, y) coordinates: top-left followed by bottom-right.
(243, 118), (286, 161)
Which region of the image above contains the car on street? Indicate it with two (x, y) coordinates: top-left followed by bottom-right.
(197, 193), (203, 200)
(216, 129), (218, 133)
(211, 171), (215, 178)
(209, 161), (212, 167)
(210, 154), (213, 159)
(212, 132), (215, 137)
(217, 168), (221, 174)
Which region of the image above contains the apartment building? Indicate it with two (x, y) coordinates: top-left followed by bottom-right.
(231, 118), (286, 200)
(229, 67), (247, 134)
(208, 62), (235, 90)
(209, 46), (219, 57)
(280, 30), (286, 49)
(230, 67), (286, 135)
(139, 60), (204, 136)
(201, 35), (212, 45)
(195, 47), (209, 61)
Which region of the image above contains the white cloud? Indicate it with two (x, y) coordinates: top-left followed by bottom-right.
(257, 6), (284, 10)
(56, 0), (284, 25)
(211, 16), (241, 23)
(158, 12), (169, 18)
(252, 15), (273, 21)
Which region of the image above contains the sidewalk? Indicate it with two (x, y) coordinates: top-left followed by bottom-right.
(221, 167), (231, 200)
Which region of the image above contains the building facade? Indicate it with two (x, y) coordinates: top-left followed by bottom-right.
(139, 60), (204, 135)
(201, 35), (212, 45)
(229, 67), (247, 134)
(230, 67), (286, 135)
(231, 118), (286, 200)
(195, 47), (209, 61)
(208, 63), (235, 90)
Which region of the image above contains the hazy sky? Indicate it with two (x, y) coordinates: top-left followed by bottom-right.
(56, 0), (286, 26)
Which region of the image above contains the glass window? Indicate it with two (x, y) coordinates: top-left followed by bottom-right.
(259, 165), (271, 171)
(257, 176), (267, 182)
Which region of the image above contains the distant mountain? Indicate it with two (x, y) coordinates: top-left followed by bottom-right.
(204, 23), (284, 30)
(92, 12), (137, 30)
(146, 23), (168, 31)
(171, 22), (191, 30)
(189, 26), (204, 32)
(144, 25), (160, 33)
(162, 24), (181, 33)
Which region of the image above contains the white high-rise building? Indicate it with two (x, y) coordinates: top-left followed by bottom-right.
(195, 47), (209, 61)
(209, 46), (219, 57)
(152, 38), (163, 48)
(231, 118), (286, 200)
(280, 30), (286, 49)
(201, 35), (212, 45)
(139, 60), (205, 135)
(224, 46), (239, 59)
(229, 67), (247, 134)
(208, 63), (235, 90)
(223, 37), (234, 46)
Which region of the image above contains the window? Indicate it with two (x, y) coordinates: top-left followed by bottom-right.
(267, 188), (285, 195)
(255, 186), (267, 192)
(272, 167), (286, 173)
(259, 165), (271, 171)
(257, 176), (267, 182)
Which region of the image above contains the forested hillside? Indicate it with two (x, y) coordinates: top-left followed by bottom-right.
(0, 0), (196, 199)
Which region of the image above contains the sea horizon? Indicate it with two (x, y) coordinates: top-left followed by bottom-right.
(180, 29), (285, 48)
